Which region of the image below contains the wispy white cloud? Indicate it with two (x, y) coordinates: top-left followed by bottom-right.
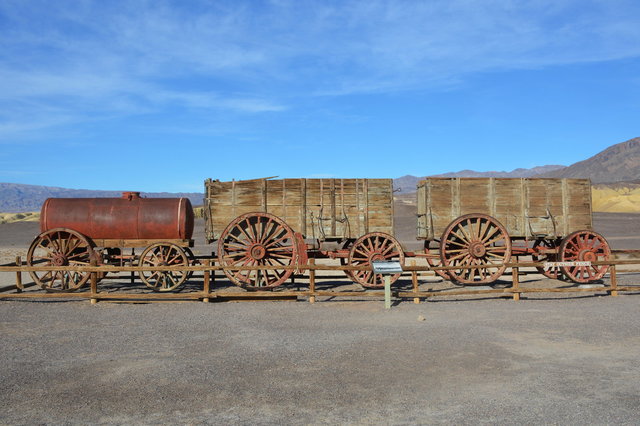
(1, 0), (639, 139)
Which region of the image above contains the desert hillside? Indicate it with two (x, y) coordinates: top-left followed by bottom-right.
(592, 184), (640, 213)
(539, 137), (640, 182)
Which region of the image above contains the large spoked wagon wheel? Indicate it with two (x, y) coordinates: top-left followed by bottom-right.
(26, 228), (98, 292)
(559, 230), (611, 283)
(531, 238), (562, 280)
(138, 243), (189, 292)
(347, 232), (405, 289)
(440, 214), (511, 285)
(218, 212), (298, 290)
(424, 244), (450, 280)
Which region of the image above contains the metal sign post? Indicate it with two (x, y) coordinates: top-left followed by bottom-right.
(372, 261), (403, 309)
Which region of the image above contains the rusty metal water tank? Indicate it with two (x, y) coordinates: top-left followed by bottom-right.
(40, 192), (194, 240)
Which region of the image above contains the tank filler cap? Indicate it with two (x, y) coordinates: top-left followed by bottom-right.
(122, 191), (141, 200)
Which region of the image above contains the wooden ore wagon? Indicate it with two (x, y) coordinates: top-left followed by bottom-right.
(416, 178), (611, 284)
(204, 177), (404, 290)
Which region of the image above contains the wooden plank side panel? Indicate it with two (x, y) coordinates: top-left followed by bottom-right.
(365, 179), (393, 237)
(493, 179), (524, 237)
(525, 179), (556, 237)
(417, 183), (428, 239)
(206, 177), (392, 240)
(301, 178), (393, 239)
(417, 177), (593, 240)
(417, 178), (455, 240)
(564, 179), (593, 232)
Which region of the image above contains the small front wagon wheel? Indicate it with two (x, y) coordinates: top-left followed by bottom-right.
(348, 232), (405, 288)
(138, 243), (189, 292)
(559, 230), (610, 283)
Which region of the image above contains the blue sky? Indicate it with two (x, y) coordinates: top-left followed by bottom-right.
(1, 0), (639, 192)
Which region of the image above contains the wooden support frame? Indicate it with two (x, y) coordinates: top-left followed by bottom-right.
(1, 258), (639, 303)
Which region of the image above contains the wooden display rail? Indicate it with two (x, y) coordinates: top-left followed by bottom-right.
(1, 257), (639, 304)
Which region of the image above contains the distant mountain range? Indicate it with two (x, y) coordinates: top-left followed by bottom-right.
(0, 183), (203, 213)
(1, 137), (639, 211)
(394, 136), (640, 193)
(394, 165), (566, 193)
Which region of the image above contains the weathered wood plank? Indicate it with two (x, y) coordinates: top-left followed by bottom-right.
(417, 178), (593, 240)
(205, 178), (393, 240)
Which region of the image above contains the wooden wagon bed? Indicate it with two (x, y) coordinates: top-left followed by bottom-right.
(417, 178), (592, 241)
(204, 178), (394, 243)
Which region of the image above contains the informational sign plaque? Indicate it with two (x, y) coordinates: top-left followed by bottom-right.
(371, 261), (403, 275)
(371, 261), (403, 310)
(543, 261), (591, 268)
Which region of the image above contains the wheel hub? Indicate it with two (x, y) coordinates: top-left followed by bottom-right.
(369, 253), (385, 263)
(581, 250), (597, 262)
(468, 241), (486, 258)
(249, 244), (267, 260)
(51, 253), (68, 266)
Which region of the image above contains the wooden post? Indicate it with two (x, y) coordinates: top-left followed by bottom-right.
(512, 266), (520, 301)
(411, 260), (419, 304)
(15, 256), (23, 293)
(309, 258), (316, 304)
(90, 271), (98, 305)
(384, 275), (391, 310)
(203, 259), (211, 302)
(130, 248), (135, 285)
(610, 265), (618, 297)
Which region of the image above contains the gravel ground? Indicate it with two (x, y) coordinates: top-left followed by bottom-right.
(1, 297), (639, 424)
(1, 213), (640, 424)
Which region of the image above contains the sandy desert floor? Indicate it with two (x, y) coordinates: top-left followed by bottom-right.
(1, 209), (639, 424)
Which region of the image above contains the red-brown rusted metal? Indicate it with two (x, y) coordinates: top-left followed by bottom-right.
(40, 193), (194, 240)
(559, 230), (611, 283)
(347, 232), (405, 288)
(440, 213), (511, 285)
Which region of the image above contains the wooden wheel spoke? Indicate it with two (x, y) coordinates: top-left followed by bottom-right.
(457, 221), (473, 242)
(478, 219), (489, 242)
(383, 251), (399, 259)
(481, 226), (500, 243)
(224, 253), (250, 263)
(259, 218), (275, 244)
(354, 247), (370, 257)
(264, 233), (290, 249)
(236, 221), (254, 242)
(268, 246), (294, 252)
(450, 229), (470, 244)
(381, 243), (395, 256)
(228, 232), (249, 245)
(447, 252), (469, 262)
(484, 234), (507, 246)
(373, 235), (381, 251)
(64, 237), (81, 254)
(223, 242), (249, 252)
(469, 218), (478, 240)
(66, 252), (90, 260)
